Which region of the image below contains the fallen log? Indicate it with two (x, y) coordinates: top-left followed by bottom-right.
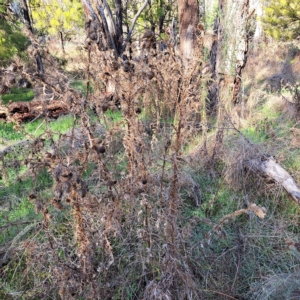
(0, 106), (9, 121)
(246, 156), (300, 204)
(6, 100), (69, 122)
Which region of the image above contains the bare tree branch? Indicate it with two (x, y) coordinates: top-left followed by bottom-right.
(122, 0), (149, 53)
(97, 0), (119, 56)
(82, 0), (118, 56)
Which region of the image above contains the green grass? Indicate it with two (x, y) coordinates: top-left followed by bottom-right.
(0, 167), (52, 199)
(281, 148), (300, 170)
(105, 109), (123, 123)
(1, 88), (34, 105)
(71, 80), (93, 95)
(0, 168), (52, 245)
(0, 197), (37, 243)
(0, 122), (25, 141)
(25, 114), (75, 137)
(241, 126), (270, 143)
(0, 114), (75, 144)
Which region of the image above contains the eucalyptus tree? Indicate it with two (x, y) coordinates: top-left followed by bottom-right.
(178, 0), (199, 67)
(30, 0), (84, 53)
(262, 0), (300, 41)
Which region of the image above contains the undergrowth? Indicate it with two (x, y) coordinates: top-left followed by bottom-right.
(1, 30), (300, 300)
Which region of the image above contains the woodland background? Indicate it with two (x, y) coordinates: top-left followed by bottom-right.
(1, 0), (300, 299)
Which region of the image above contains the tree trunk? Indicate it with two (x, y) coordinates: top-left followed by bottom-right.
(209, 0), (251, 104)
(60, 31), (65, 54)
(178, 0), (199, 67)
(81, 0), (149, 94)
(114, 0), (123, 54)
(20, 0), (44, 74)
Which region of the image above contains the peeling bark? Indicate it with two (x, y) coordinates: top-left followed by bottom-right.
(209, 0), (251, 104)
(178, 0), (199, 67)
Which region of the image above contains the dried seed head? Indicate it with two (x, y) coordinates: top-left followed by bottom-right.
(53, 200), (63, 210)
(62, 181), (72, 193)
(147, 71), (154, 79)
(53, 164), (62, 182)
(135, 107), (142, 114)
(77, 188), (87, 198)
(96, 146), (106, 154)
(28, 193), (37, 200)
(102, 105), (108, 112)
(249, 203), (267, 219)
(54, 189), (63, 199)
(65, 198), (72, 204)
(107, 180), (117, 187)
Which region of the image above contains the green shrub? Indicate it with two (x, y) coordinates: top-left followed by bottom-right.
(0, 19), (29, 65)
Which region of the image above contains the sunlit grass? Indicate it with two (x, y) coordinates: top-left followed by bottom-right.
(0, 122), (25, 141)
(1, 87), (34, 105)
(0, 168), (52, 245)
(104, 109), (123, 123)
(25, 114), (75, 137)
(70, 80), (93, 95)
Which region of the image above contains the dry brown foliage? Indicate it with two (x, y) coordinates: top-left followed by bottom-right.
(0, 33), (220, 299)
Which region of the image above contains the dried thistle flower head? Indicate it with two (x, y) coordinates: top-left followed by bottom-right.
(77, 188), (87, 198)
(34, 201), (43, 214)
(147, 71), (154, 80)
(135, 107), (142, 114)
(28, 193), (37, 200)
(96, 145), (106, 154)
(65, 198), (72, 204)
(54, 188), (63, 199)
(62, 181), (72, 193)
(52, 199), (63, 210)
(53, 164), (62, 182)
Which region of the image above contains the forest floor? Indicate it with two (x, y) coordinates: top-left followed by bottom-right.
(1, 39), (300, 299)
